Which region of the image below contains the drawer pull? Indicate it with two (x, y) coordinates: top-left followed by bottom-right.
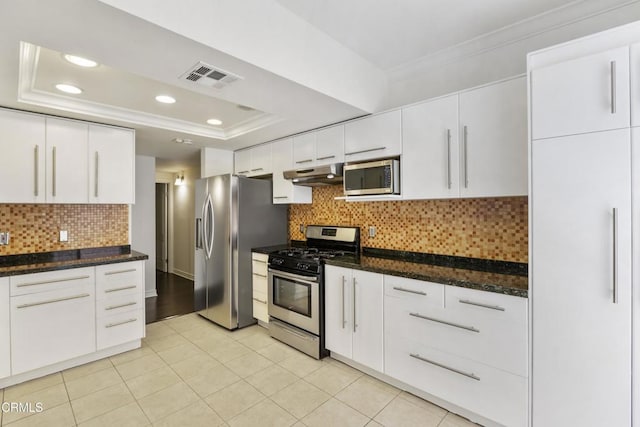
(252, 297), (267, 305)
(17, 293), (90, 309)
(105, 318), (137, 328)
(392, 286), (426, 296)
(409, 312), (479, 333)
(295, 159), (313, 164)
(410, 353), (480, 381)
(105, 285), (137, 293)
(253, 259), (267, 264)
(253, 273), (267, 278)
(104, 268), (137, 276)
(273, 196), (289, 199)
(17, 275), (91, 288)
(105, 302), (137, 311)
(458, 299), (505, 312)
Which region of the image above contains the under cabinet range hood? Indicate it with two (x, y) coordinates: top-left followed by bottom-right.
(283, 163), (343, 186)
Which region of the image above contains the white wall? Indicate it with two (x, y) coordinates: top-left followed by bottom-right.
(131, 155), (157, 297)
(201, 147), (233, 178)
(171, 166), (199, 280)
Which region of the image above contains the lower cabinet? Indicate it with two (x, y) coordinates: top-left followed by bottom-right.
(324, 265), (384, 372)
(10, 269), (96, 375)
(0, 278), (9, 380)
(252, 252), (269, 323)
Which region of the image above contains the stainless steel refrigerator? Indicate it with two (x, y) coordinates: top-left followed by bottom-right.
(195, 174), (287, 329)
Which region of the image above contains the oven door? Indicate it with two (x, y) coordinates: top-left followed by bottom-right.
(268, 268), (320, 335)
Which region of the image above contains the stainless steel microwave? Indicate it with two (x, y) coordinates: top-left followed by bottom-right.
(343, 159), (400, 196)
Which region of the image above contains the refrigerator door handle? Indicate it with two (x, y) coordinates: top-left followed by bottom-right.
(195, 218), (203, 249)
(203, 194), (215, 259)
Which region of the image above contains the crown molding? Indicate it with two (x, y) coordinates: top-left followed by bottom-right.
(389, 0), (640, 82)
(17, 42), (281, 141)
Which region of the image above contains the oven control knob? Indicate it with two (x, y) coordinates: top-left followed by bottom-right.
(272, 258), (283, 265)
(296, 263), (309, 270)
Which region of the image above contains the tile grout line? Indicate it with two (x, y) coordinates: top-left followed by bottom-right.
(60, 371), (79, 427)
(109, 354), (154, 427)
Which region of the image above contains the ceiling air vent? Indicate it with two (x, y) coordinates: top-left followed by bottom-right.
(179, 62), (243, 89)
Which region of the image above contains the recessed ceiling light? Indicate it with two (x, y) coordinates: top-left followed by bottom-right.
(207, 118), (223, 126)
(55, 84), (82, 94)
(64, 54), (98, 68)
(155, 95), (176, 104)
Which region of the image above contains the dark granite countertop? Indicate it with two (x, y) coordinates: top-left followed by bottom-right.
(0, 245), (149, 277)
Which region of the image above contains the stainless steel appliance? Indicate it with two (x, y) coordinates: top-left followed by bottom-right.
(282, 163), (344, 186)
(195, 174), (287, 330)
(268, 225), (360, 359)
(343, 159), (400, 196)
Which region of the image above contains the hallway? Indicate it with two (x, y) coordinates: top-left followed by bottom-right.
(146, 271), (195, 324)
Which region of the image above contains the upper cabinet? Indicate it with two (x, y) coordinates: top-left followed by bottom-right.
(234, 150), (251, 176)
(0, 109), (45, 203)
(630, 43), (640, 127)
(271, 138), (311, 204)
(531, 46), (630, 140)
(234, 144), (272, 177)
(458, 77), (528, 198)
(345, 110), (401, 162)
(0, 109), (134, 204)
(402, 95), (460, 200)
(88, 125), (135, 204)
(293, 125), (345, 167)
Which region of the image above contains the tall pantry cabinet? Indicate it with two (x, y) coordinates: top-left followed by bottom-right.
(528, 25), (640, 427)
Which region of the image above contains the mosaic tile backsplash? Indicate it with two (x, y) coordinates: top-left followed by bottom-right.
(288, 186), (528, 263)
(0, 204), (129, 255)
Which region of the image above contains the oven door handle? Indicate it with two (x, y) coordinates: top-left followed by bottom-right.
(268, 268), (318, 284)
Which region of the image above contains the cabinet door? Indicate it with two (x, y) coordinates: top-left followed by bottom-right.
(0, 278), (9, 379)
(88, 125), (135, 204)
(325, 265), (353, 358)
(272, 138), (311, 204)
(459, 77), (527, 198)
(293, 133), (317, 168)
(249, 143), (272, 176)
(345, 110), (402, 162)
(531, 129), (631, 427)
(46, 118), (88, 203)
(531, 46), (629, 139)
(234, 150), (251, 176)
(316, 125), (344, 164)
(352, 270), (384, 372)
(0, 109), (45, 203)
(402, 95), (459, 199)
(630, 43), (640, 127)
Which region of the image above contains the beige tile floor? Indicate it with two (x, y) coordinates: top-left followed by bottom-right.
(0, 313), (479, 427)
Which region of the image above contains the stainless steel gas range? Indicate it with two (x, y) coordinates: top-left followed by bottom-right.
(268, 225), (360, 359)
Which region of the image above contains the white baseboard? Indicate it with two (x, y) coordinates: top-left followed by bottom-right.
(172, 269), (194, 281)
(145, 289), (158, 298)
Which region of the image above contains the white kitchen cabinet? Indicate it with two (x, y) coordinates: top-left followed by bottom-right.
(531, 129), (632, 427)
(0, 109), (45, 203)
(630, 43), (640, 127)
(315, 125), (344, 164)
(531, 46), (630, 140)
(45, 118), (88, 203)
(458, 76), (527, 198)
(325, 265), (384, 372)
(0, 278), (9, 379)
(234, 149), (251, 176)
(271, 138), (311, 204)
(88, 124), (135, 204)
(292, 133), (317, 167)
(249, 143), (272, 177)
(251, 252), (269, 323)
(402, 95), (460, 199)
(344, 110), (401, 162)
(10, 271), (96, 375)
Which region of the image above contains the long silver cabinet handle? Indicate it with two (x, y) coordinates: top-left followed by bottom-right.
(17, 293), (90, 309)
(611, 61), (617, 114)
(458, 299), (505, 311)
(251, 168), (264, 172)
(345, 146), (386, 156)
(253, 273), (267, 278)
(105, 302), (137, 310)
(613, 207), (619, 304)
(352, 277), (357, 333)
(34, 145), (39, 197)
(295, 159), (313, 164)
(409, 312), (479, 333)
(238, 170), (250, 174)
(52, 146), (57, 197)
(253, 259), (267, 264)
(252, 297), (267, 304)
(273, 196), (289, 199)
(463, 126), (469, 188)
(94, 152), (99, 198)
(105, 285), (137, 293)
(393, 286), (426, 296)
(316, 155), (336, 161)
(341, 275), (346, 329)
(17, 275), (91, 288)
(446, 129), (451, 189)
(106, 318), (137, 328)
(104, 268), (137, 276)
(410, 353), (480, 381)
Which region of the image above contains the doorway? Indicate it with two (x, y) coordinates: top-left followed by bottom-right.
(155, 183), (169, 272)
